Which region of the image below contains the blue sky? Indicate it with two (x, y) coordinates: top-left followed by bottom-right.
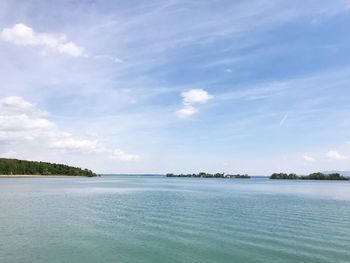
(0, 0), (350, 174)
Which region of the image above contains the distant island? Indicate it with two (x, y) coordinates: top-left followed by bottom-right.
(166, 172), (250, 178)
(0, 158), (97, 177)
(270, 172), (349, 181)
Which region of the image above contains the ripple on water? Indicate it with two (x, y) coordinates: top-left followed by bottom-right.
(0, 177), (350, 263)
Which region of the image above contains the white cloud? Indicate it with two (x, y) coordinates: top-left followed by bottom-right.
(181, 89), (213, 105)
(326, 150), (347, 160)
(175, 105), (198, 118)
(57, 41), (85, 57)
(50, 134), (103, 153)
(0, 96), (139, 161)
(303, 155), (315, 162)
(0, 96), (55, 143)
(225, 68), (232, 73)
(110, 149), (140, 161)
(0, 114), (54, 131)
(0, 23), (86, 57)
(0, 96), (47, 116)
(175, 89), (213, 118)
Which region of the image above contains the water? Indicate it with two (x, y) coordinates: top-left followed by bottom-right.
(0, 176), (349, 263)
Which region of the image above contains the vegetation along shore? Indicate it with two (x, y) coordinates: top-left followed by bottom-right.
(167, 172), (349, 180)
(270, 172), (349, 180)
(0, 158), (97, 177)
(166, 173), (250, 178)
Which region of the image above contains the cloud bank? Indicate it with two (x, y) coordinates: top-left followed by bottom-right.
(0, 96), (139, 161)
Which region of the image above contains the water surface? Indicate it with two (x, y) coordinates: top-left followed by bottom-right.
(0, 176), (349, 263)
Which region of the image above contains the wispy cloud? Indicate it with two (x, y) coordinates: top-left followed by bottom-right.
(303, 155), (315, 162)
(326, 150), (347, 160)
(93, 55), (124, 63)
(110, 149), (140, 161)
(218, 83), (290, 101)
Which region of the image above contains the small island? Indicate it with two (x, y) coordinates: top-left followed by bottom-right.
(270, 172), (349, 181)
(166, 172), (250, 179)
(0, 158), (97, 177)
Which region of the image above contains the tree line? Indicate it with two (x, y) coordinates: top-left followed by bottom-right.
(270, 172), (348, 180)
(0, 158), (97, 177)
(166, 172), (250, 178)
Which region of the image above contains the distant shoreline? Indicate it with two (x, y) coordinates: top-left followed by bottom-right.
(166, 173), (250, 179)
(0, 174), (93, 178)
(270, 172), (349, 181)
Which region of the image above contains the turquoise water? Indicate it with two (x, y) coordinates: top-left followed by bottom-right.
(0, 176), (349, 263)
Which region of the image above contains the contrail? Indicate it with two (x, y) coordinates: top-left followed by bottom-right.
(279, 113), (288, 126)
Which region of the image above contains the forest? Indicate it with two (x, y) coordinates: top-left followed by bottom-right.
(0, 158), (96, 177)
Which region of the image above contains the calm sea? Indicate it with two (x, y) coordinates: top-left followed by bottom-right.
(0, 176), (349, 263)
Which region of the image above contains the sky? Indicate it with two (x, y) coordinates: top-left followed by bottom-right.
(0, 0), (350, 175)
